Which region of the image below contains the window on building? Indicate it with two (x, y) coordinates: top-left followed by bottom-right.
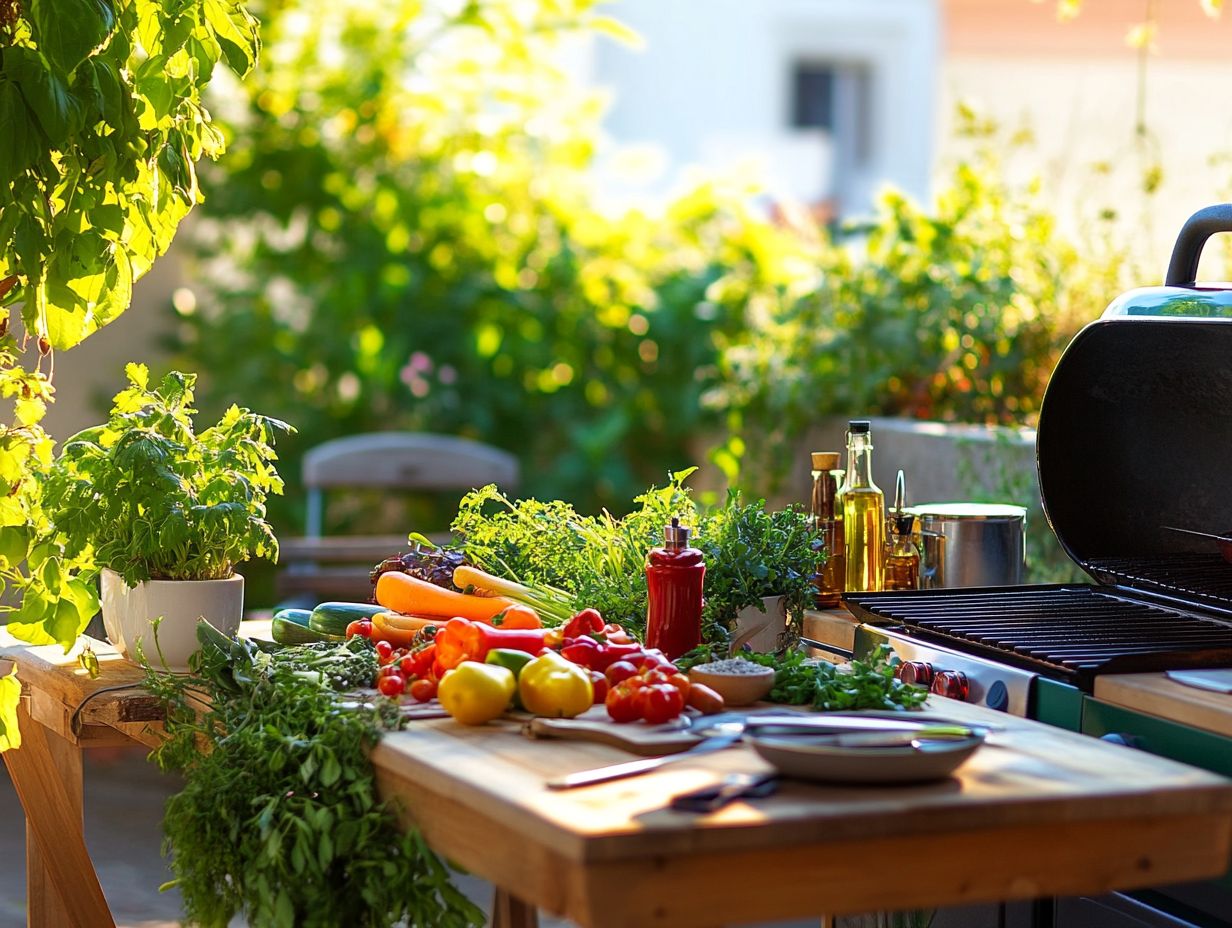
(790, 61), (872, 168)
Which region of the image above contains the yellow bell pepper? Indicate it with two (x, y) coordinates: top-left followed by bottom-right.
(438, 661), (516, 726)
(518, 651), (593, 718)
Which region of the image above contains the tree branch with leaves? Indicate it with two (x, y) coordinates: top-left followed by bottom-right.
(0, 0), (258, 750)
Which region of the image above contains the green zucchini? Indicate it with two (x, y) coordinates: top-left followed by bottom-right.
(308, 601), (383, 637)
(272, 614), (339, 645)
(273, 607), (314, 627)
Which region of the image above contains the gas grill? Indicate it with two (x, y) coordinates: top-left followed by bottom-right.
(847, 583), (1232, 692)
(841, 205), (1232, 928)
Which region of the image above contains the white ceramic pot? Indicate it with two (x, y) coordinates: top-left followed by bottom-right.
(100, 569), (244, 672)
(732, 594), (788, 653)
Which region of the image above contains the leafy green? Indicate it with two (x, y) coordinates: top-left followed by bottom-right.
(144, 623), (482, 928)
(40, 363), (293, 585)
(695, 492), (821, 642)
(1, 0), (260, 350)
(0, 663), (21, 751)
(679, 643), (929, 712)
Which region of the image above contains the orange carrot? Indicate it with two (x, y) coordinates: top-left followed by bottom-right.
(375, 572), (514, 623)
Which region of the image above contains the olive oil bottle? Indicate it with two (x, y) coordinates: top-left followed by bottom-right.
(843, 421), (884, 592)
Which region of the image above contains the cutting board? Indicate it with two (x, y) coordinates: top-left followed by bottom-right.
(524, 705), (705, 755)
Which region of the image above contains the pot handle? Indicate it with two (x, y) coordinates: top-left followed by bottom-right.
(1165, 203), (1232, 286)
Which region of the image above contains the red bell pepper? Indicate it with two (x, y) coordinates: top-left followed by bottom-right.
(562, 608), (605, 640)
(590, 642), (647, 672)
(434, 618), (553, 671)
(560, 635), (600, 668)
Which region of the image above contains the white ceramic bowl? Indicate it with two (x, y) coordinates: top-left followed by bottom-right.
(688, 664), (776, 706)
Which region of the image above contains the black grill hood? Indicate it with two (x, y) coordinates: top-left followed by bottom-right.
(1037, 204), (1232, 612)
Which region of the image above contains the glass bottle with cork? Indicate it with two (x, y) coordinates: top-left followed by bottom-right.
(645, 516), (706, 660)
(809, 451), (844, 607)
(843, 420), (884, 592)
(884, 470), (920, 591)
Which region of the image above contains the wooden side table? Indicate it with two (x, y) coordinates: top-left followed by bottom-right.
(2, 632), (164, 928)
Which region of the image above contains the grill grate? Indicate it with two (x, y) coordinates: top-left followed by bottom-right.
(844, 584), (1232, 690)
(1090, 554), (1232, 611)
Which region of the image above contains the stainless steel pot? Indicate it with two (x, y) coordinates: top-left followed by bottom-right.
(910, 503), (1027, 589)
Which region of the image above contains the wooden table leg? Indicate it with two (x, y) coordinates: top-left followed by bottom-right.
(4, 700), (115, 928)
(492, 887), (539, 928)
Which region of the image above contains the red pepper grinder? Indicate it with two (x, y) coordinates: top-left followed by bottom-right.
(645, 516), (706, 660)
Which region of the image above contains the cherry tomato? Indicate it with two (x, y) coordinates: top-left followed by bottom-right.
(375, 640), (395, 663)
(605, 660), (639, 686)
(378, 674), (405, 697)
(495, 604), (542, 629)
(347, 619), (373, 640)
(665, 672), (691, 700)
(409, 677), (438, 701)
(605, 683), (642, 723)
(399, 655), (417, 676)
(588, 670), (609, 705)
(638, 683), (685, 725)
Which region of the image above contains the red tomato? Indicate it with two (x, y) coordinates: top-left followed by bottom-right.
(638, 684), (685, 725)
(347, 619), (373, 640)
(605, 683), (642, 723)
(399, 655), (417, 676)
(377, 674), (404, 697)
(589, 670), (609, 705)
(665, 672), (691, 700)
(375, 640), (395, 663)
(605, 660), (639, 686)
(409, 677), (438, 701)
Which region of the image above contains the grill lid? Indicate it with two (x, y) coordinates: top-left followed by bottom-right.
(1037, 204), (1232, 614)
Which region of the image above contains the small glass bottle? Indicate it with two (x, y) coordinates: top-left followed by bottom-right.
(884, 513), (921, 591)
(843, 421), (885, 593)
(645, 516), (706, 660)
(809, 451), (844, 607)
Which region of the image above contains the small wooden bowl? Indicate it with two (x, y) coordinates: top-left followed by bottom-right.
(688, 664), (776, 707)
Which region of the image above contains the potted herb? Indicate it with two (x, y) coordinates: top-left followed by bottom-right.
(696, 492), (822, 650)
(41, 364), (292, 670)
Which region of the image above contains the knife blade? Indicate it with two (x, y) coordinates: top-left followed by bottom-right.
(546, 732), (742, 789)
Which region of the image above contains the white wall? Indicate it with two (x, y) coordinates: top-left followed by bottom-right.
(591, 0), (940, 215)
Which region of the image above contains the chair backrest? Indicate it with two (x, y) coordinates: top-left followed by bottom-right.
(302, 432), (519, 536)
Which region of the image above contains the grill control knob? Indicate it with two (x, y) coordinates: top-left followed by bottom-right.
(985, 680), (1009, 712)
(930, 670), (970, 701)
(897, 661), (935, 687)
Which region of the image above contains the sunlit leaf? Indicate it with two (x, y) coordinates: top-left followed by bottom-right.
(0, 665), (21, 752)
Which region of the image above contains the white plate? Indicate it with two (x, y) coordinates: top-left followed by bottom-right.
(747, 730), (984, 785)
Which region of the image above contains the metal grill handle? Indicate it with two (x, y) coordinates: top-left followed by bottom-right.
(1165, 203), (1232, 287)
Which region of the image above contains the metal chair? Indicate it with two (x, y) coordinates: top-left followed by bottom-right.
(276, 432), (519, 603)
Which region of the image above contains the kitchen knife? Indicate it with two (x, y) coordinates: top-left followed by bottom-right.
(546, 731), (742, 789)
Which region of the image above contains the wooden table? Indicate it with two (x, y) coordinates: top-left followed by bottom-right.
(6, 628), (1232, 928)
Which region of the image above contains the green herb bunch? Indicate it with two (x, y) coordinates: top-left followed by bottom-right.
(144, 623), (482, 928)
(695, 492), (822, 640)
(42, 363), (292, 585)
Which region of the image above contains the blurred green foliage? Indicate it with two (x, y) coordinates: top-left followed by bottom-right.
(715, 110), (1133, 490)
(172, 0), (812, 528)
(172, 2), (1136, 542)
